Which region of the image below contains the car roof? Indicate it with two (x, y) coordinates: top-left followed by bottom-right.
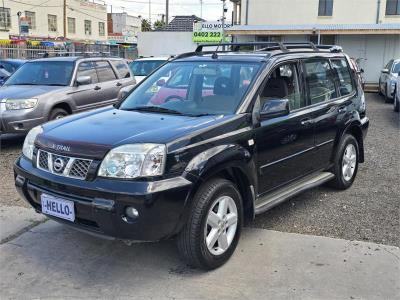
(0, 58), (26, 64)
(134, 57), (170, 62)
(26, 56), (126, 63)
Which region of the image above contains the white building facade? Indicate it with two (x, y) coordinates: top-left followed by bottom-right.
(0, 0), (108, 42)
(108, 12), (141, 44)
(229, 0), (400, 84)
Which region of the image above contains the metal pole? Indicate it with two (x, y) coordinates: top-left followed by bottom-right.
(63, 0), (67, 39)
(317, 30), (321, 44)
(166, 0), (169, 26)
(149, 0), (151, 25)
(221, 0), (226, 50)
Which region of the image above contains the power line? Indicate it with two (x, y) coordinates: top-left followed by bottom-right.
(7, 0), (62, 8)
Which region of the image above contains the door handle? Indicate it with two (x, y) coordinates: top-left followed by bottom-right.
(94, 86), (101, 90)
(338, 106), (346, 114)
(300, 118), (314, 126)
(116, 82), (122, 87)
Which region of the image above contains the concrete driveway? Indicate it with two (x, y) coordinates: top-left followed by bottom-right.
(0, 207), (399, 300)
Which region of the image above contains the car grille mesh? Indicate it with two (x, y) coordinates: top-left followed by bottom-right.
(36, 149), (92, 180)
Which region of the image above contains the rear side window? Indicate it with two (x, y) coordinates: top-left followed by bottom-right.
(304, 59), (337, 104)
(331, 58), (355, 96)
(110, 60), (131, 78)
(95, 61), (117, 82)
(77, 61), (98, 84)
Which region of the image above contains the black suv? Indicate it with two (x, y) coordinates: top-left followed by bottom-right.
(14, 42), (369, 269)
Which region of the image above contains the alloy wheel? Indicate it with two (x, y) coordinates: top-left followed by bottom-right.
(204, 195), (238, 256)
(342, 144), (357, 181)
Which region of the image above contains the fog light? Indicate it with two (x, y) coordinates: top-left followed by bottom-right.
(125, 207), (139, 219)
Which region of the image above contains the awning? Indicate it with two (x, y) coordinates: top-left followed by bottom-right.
(226, 23), (400, 35)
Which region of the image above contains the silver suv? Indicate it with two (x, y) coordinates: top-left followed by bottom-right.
(0, 56), (135, 134)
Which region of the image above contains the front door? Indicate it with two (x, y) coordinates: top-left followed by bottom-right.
(255, 61), (315, 194)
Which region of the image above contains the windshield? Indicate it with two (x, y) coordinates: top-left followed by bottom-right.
(392, 62), (400, 74)
(119, 61), (261, 116)
(5, 61), (74, 86)
(130, 60), (167, 76)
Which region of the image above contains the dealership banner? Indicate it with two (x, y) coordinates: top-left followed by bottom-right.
(193, 21), (232, 43)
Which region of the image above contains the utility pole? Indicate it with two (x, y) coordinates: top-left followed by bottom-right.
(221, 0), (227, 49)
(63, 0), (67, 39)
(149, 0), (152, 24)
(166, 0), (169, 26)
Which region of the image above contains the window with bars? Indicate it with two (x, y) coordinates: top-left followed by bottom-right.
(48, 14), (57, 32)
(386, 0), (400, 15)
(318, 0), (334, 16)
(84, 20), (92, 35)
(0, 7), (11, 29)
(67, 17), (75, 34)
(99, 22), (105, 36)
(25, 11), (36, 29)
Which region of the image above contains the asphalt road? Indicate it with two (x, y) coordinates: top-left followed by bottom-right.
(1, 93), (399, 246)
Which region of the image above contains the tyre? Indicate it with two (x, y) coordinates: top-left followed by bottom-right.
(384, 85), (392, 103)
(394, 90), (399, 112)
(177, 178), (243, 270)
(49, 108), (68, 120)
(378, 80), (383, 95)
(329, 134), (359, 190)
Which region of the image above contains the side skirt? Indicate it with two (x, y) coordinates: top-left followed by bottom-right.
(254, 171), (335, 215)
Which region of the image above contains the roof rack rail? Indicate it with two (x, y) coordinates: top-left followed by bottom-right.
(195, 42), (342, 53)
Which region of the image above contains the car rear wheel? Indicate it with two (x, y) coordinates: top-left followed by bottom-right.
(49, 108), (68, 121)
(329, 134), (359, 190)
(177, 178), (243, 270)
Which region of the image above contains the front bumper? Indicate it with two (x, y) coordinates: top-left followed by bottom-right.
(0, 102), (44, 133)
(14, 155), (193, 241)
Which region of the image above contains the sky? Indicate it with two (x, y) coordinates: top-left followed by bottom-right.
(105, 0), (233, 23)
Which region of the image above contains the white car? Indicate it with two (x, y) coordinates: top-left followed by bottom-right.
(394, 75), (400, 112)
(379, 58), (400, 103)
(129, 57), (169, 83)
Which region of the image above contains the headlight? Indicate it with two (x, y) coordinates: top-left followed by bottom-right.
(5, 98), (38, 110)
(22, 126), (43, 160)
(98, 144), (166, 179)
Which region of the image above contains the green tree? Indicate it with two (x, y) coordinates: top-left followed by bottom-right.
(141, 19), (152, 31)
(153, 20), (166, 30)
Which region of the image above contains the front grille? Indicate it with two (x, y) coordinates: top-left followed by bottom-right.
(36, 149), (92, 180)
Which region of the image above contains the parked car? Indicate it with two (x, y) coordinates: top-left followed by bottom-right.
(379, 58), (400, 103)
(350, 58), (365, 90)
(0, 59), (25, 85)
(394, 74), (400, 112)
(0, 56), (135, 134)
(129, 57), (169, 83)
(14, 43), (369, 270)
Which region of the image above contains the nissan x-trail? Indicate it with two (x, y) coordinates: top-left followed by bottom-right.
(14, 42), (369, 269)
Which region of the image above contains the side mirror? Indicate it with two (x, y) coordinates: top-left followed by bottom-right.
(156, 79), (166, 86)
(76, 75), (91, 86)
(382, 68), (389, 74)
(260, 98), (290, 120)
(398, 71), (400, 76)
(360, 68), (364, 73)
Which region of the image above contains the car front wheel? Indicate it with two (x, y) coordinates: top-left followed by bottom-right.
(49, 108), (68, 120)
(177, 178), (243, 270)
(394, 89), (399, 112)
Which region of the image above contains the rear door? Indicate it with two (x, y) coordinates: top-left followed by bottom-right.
(255, 60), (315, 194)
(110, 59), (135, 88)
(305, 57), (356, 170)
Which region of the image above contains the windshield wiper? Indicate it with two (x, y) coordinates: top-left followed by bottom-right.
(122, 106), (184, 115)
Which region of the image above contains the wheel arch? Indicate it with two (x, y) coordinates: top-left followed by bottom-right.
(176, 144), (257, 234)
(336, 121), (365, 163)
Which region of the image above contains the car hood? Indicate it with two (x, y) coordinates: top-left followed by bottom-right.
(36, 107), (241, 159)
(0, 84), (64, 99)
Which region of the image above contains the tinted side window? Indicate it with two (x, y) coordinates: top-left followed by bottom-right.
(95, 61), (117, 82)
(110, 60), (131, 78)
(304, 59), (337, 104)
(331, 59), (354, 96)
(77, 61), (98, 84)
(260, 62), (305, 110)
(0, 62), (16, 73)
